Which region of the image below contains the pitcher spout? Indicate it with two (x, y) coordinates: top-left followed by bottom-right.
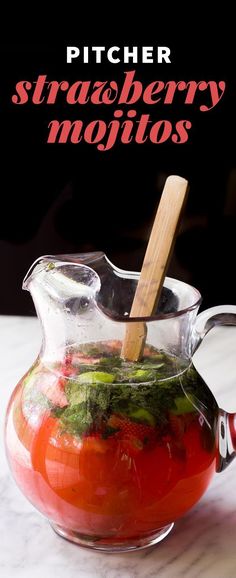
(23, 254), (102, 361)
(22, 252), (105, 291)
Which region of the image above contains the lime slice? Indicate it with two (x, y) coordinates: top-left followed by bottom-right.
(172, 394), (195, 415)
(128, 369), (155, 382)
(77, 371), (115, 385)
(127, 407), (156, 426)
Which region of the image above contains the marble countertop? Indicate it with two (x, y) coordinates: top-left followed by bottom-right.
(1, 315), (236, 578)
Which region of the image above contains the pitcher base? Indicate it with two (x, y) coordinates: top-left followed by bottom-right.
(50, 522), (174, 552)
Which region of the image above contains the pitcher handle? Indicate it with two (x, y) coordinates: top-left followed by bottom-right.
(194, 305), (236, 471)
(194, 305), (236, 349)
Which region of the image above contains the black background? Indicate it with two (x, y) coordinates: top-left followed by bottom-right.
(1, 36), (235, 315)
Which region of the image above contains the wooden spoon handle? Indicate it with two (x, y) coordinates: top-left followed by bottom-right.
(121, 175), (189, 361)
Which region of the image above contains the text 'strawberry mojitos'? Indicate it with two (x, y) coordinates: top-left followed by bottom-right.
(5, 253), (236, 551)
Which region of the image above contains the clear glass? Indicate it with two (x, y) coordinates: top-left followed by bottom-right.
(4, 252), (236, 551)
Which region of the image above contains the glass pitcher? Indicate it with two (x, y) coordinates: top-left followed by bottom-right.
(4, 252), (236, 552)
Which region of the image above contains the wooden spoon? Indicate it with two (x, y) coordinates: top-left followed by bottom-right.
(121, 175), (189, 361)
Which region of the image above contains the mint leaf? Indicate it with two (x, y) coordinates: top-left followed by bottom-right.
(58, 403), (93, 436)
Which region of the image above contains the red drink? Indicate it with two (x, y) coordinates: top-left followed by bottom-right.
(5, 342), (217, 548)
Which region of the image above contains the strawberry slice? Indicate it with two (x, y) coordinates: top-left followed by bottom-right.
(70, 350), (102, 366)
(64, 354), (73, 365)
(102, 340), (121, 353)
(60, 364), (76, 377)
(73, 356), (101, 365)
(108, 414), (156, 449)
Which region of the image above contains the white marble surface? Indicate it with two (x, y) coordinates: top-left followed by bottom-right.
(1, 315), (236, 578)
